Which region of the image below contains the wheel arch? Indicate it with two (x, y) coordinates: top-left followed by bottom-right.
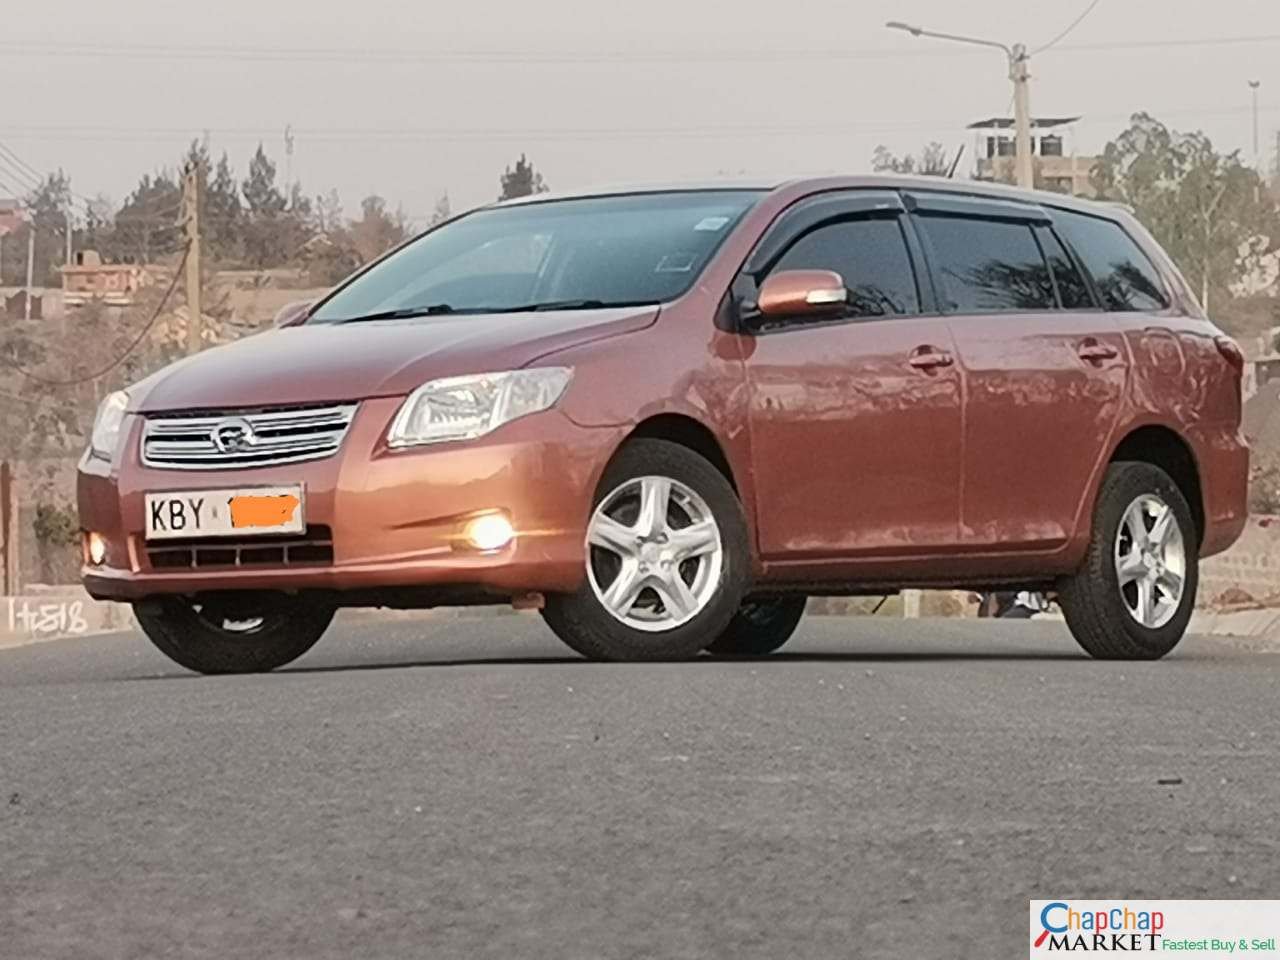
(619, 413), (740, 493)
(1106, 424), (1205, 545)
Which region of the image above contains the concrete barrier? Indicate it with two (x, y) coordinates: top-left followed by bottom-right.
(0, 586), (136, 650)
(1199, 514), (1280, 606)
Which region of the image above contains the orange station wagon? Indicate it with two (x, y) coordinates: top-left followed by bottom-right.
(78, 176), (1248, 672)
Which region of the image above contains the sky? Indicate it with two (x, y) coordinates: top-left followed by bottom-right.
(2, 0), (1279, 225)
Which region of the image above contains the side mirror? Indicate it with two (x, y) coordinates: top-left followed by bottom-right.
(272, 299), (314, 328)
(756, 270), (847, 319)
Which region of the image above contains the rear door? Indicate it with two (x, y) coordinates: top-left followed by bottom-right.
(740, 193), (963, 559)
(907, 193), (1128, 551)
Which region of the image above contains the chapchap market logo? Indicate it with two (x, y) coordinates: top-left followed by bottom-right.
(1034, 902), (1164, 951)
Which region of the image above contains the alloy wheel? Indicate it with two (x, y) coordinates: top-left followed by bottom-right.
(1114, 493), (1186, 629)
(586, 475), (723, 632)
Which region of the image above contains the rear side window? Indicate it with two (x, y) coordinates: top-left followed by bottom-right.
(772, 216), (920, 317)
(916, 215), (1055, 312)
(1052, 210), (1170, 312)
(1038, 228), (1094, 309)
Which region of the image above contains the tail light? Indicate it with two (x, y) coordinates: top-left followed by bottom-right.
(1215, 336), (1244, 373)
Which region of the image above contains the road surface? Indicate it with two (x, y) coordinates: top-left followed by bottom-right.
(2, 615), (1277, 959)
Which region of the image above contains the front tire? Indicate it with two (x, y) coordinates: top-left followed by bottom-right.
(704, 597), (806, 657)
(134, 593), (335, 675)
(1058, 461), (1197, 660)
(542, 438), (749, 661)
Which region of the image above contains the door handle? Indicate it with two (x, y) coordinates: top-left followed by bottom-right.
(1077, 341), (1119, 362)
(908, 349), (954, 370)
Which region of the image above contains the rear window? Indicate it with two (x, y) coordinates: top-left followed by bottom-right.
(1052, 210), (1170, 312)
(916, 215), (1055, 312)
(1038, 228), (1094, 309)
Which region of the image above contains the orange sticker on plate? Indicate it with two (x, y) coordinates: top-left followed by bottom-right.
(229, 493), (301, 529)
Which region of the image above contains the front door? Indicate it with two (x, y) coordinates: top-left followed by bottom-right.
(742, 208), (963, 560)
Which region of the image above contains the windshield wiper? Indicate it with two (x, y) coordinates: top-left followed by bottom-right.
(336, 304), (459, 323)
(335, 299), (652, 322)
(496, 299), (651, 313)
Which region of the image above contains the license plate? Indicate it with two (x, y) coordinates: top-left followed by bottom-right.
(144, 485), (305, 540)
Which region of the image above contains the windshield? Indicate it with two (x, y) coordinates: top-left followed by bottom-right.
(310, 190), (763, 322)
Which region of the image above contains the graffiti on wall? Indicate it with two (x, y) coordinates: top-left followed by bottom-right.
(6, 597), (89, 637)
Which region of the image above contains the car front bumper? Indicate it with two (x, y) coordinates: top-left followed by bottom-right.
(78, 398), (626, 603)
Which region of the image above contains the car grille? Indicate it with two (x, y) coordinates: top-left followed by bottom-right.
(142, 403), (358, 470)
(146, 525), (334, 570)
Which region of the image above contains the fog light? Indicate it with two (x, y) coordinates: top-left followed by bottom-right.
(465, 513), (514, 552)
(86, 532), (108, 566)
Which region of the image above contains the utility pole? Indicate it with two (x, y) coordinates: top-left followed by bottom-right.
(1011, 44), (1034, 189)
(887, 21), (1036, 189)
(284, 124), (295, 191)
(64, 199), (73, 268)
(182, 162), (203, 355)
(1249, 80), (1261, 172)
(24, 227), (34, 321)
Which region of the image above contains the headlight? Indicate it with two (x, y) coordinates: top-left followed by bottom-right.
(387, 367), (572, 447)
(90, 391), (129, 459)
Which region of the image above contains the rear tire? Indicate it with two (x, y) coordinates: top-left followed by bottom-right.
(1058, 461), (1197, 660)
(542, 438), (749, 661)
(134, 593), (334, 675)
(704, 597), (806, 656)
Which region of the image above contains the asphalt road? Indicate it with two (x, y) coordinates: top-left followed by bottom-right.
(2, 614), (1278, 960)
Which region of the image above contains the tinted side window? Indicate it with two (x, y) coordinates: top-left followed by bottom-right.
(1038, 228), (1094, 309)
(772, 217), (920, 317)
(1053, 211), (1170, 311)
(916, 215), (1054, 312)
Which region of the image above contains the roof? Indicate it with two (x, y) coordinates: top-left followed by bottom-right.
(495, 173), (1121, 220)
(496, 177), (782, 206)
(967, 116), (1081, 130)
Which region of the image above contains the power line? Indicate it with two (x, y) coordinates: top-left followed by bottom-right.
(0, 142), (45, 186)
(0, 155), (43, 194)
(1, 243), (189, 387)
(4, 106), (1276, 147)
(0, 172), (29, 200)
(0, 139), (97, 215)
(0, 33), (1278, 64)
(1034, 0), (1105, 54)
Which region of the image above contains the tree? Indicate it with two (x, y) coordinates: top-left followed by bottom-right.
(314, 189), (344, 235)
(205, 152), (244, 262)
(498, 154), (548, 201)
(241, 143), (296, 268)
(105, 171), (182, 264)
(350, 194), (407, 263)
(21, 171), (73, 285)
(1092, 113), (1280, 312)
(871, 142), (950, 177)
(429, 192), (452, 226)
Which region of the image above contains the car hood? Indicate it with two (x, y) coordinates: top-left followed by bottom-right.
(130, 306), (659, 412)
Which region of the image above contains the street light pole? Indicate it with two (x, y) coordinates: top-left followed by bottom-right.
(1249, 80), (1261, 171)
(886, 21), (1035, 190)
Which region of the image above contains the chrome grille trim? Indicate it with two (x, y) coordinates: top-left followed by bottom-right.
(142, 403), (358, 470)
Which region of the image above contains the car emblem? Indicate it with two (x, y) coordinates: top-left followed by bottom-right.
(211, 417), (256, 454)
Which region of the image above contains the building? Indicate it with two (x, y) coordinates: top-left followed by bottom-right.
(969, 116), (1099, 197)
(0, 197), (24, 237)
(60, 249), (153, 307)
